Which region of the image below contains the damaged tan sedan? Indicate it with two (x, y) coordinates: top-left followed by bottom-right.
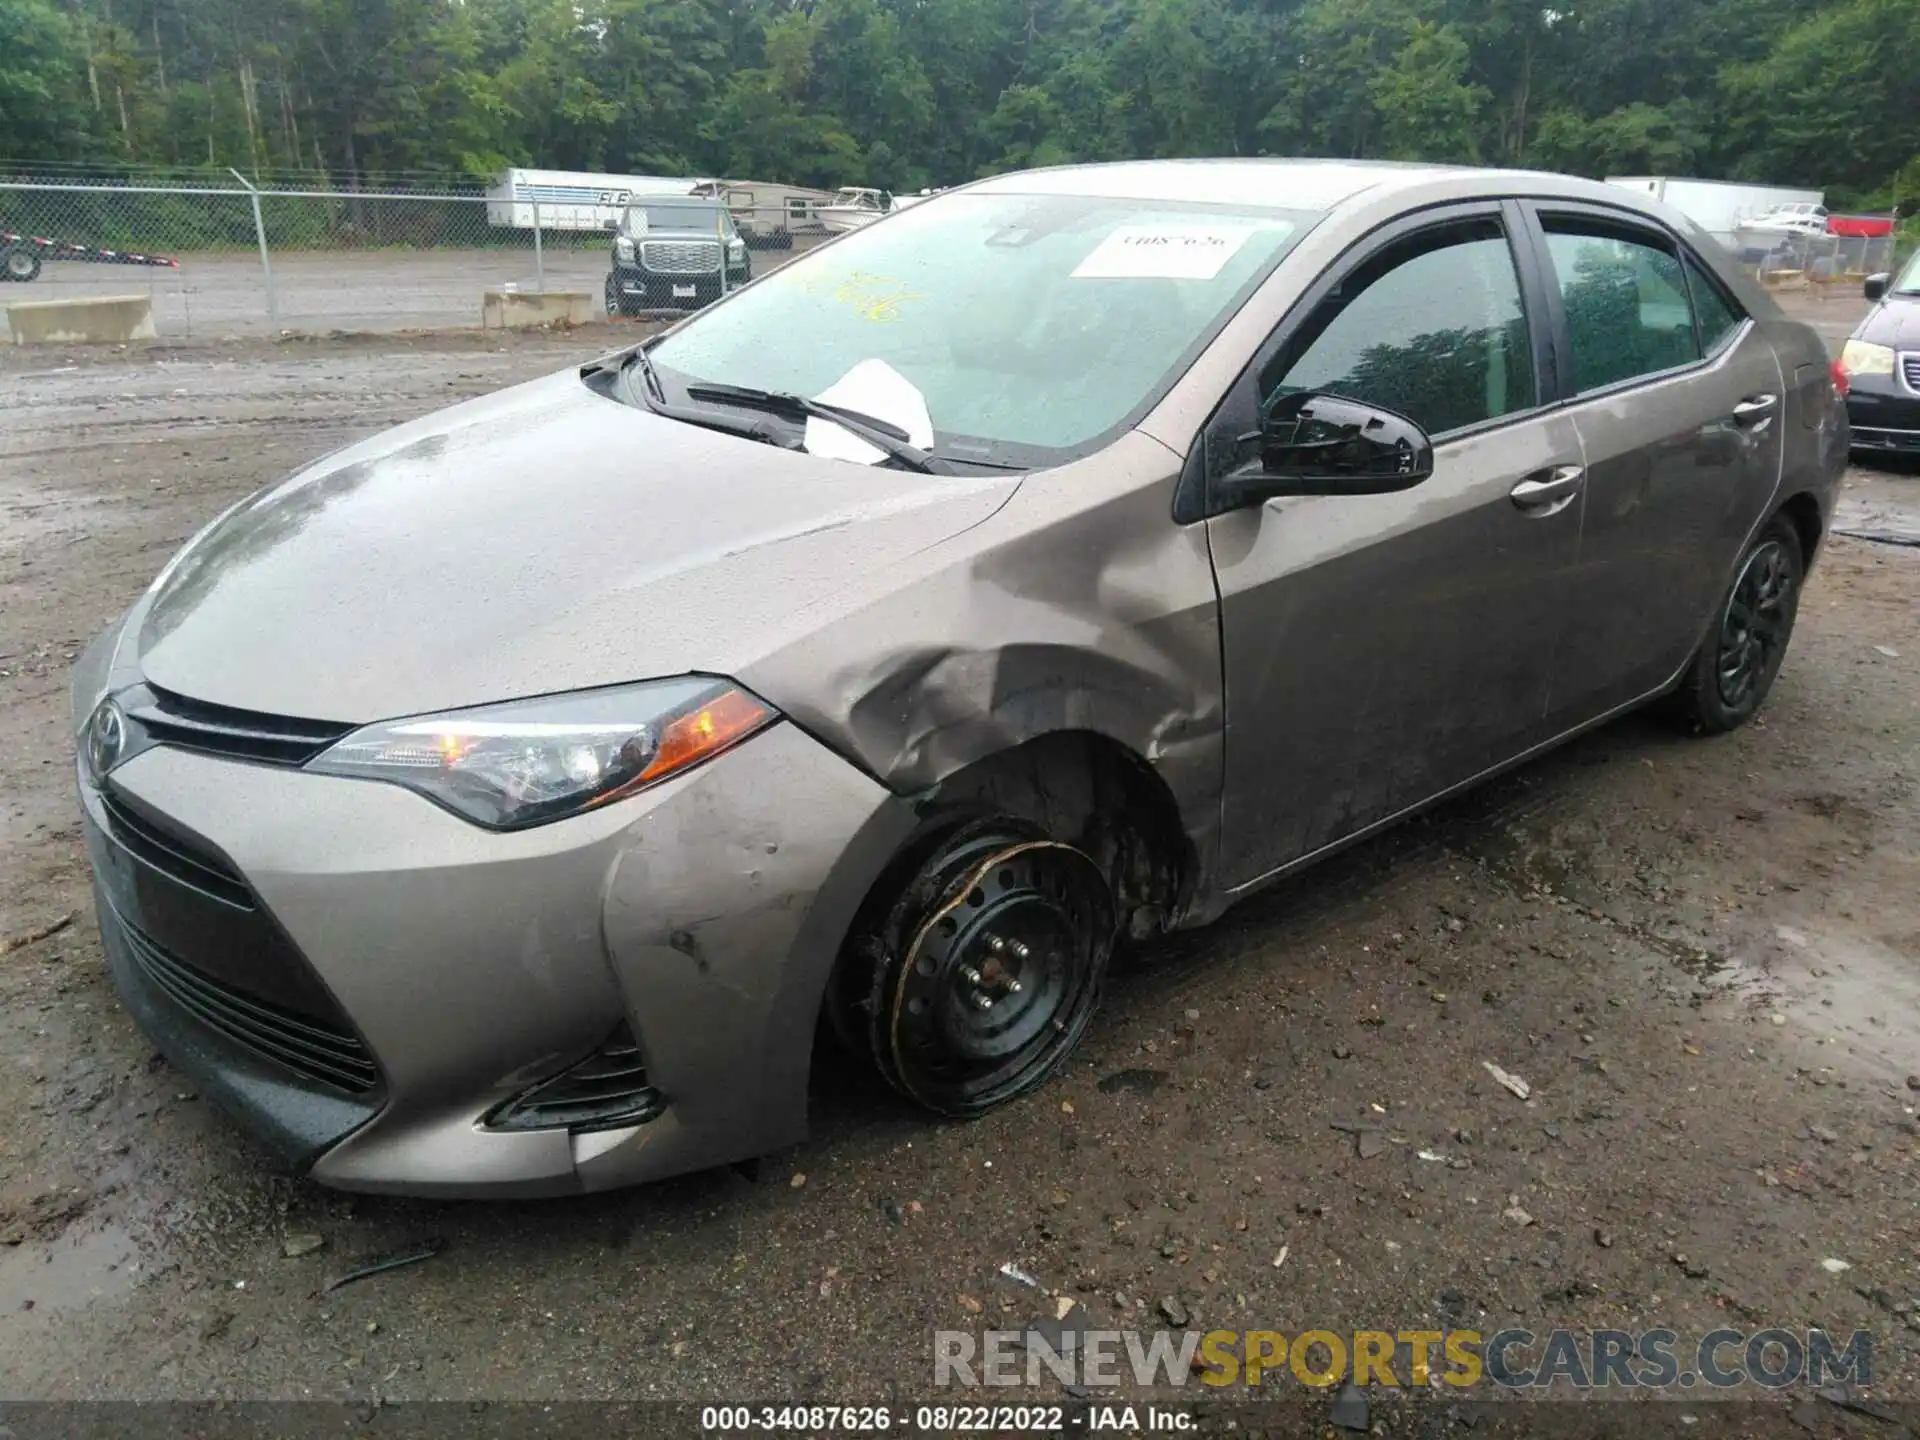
(72, 159), (1847, 1196)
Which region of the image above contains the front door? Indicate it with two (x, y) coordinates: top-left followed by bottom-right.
(1202, 205), (1586, 888)
(1522, 204), (1786, 723)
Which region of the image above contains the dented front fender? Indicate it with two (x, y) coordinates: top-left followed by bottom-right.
(742, 431), (1226, 908)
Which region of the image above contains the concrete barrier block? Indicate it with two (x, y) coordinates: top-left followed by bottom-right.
(481, 290), (593, 330)
(5, 294), (157, 345)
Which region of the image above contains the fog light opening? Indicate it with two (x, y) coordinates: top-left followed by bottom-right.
(486, 1021), (665, 1134)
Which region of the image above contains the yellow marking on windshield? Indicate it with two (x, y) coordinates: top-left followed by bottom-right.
(802, 269), (927, 323)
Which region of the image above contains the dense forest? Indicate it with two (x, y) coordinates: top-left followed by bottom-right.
(2, 0), (1917, 208)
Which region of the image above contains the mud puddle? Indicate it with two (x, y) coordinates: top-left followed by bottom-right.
(0, 1220), (141, 1316)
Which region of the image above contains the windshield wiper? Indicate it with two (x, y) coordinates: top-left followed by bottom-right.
(684, 382), (951, 474)
(611, 348), (808, 450)
(620, 344), (664, 406)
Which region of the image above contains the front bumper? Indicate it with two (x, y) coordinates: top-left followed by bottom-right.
(77, 698), (911, 1197)
(611, 259), (750, 309)
(1845, 375), (1920, 453)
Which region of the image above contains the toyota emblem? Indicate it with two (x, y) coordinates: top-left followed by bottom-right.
(87, 697), (126, 777)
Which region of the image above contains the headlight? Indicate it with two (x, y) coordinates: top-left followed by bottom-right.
(728, 238), (746, 261)
(306, 678), (776, 830)
(1839, 339), (1894, 377)
(615, 236), (635, 262)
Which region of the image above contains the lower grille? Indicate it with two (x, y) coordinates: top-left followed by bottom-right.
(488, 1022), (664, 1133)
(112, 907), (380, 1095)
(640, 239), (722, 275)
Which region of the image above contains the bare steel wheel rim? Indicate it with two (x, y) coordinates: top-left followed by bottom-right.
(1717, 538), (1794, 710)
(888, 835), (1112, 1113)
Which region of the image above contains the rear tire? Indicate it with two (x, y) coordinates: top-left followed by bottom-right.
(1666, 514), (1804, 734)
(844, 815), (1116, 1117)
(2, 244), (41, 283)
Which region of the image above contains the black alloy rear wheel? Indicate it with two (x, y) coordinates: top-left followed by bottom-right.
(850, 816), (1116, 1117)
(1668, 514), (1804, 733)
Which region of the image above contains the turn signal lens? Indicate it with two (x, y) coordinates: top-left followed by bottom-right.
(638, 686), (774, 788)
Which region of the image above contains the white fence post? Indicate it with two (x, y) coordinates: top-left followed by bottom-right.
(228, 168), (278, 328)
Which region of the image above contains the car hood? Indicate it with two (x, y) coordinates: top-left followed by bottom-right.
(1857, 296), (1920, 346)
(134, 368), (1018, 722)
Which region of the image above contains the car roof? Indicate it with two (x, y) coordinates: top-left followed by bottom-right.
(968, 157), (1630, 213)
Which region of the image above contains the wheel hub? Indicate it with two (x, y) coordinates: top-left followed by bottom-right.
(927, 878), (1074, 1060)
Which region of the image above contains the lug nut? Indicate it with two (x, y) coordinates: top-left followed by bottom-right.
(1009, 940), (1032, 961)
(985, 935), (1007, 954)
(1004, 979), (1024, 995)
(958, 964), (983, 986)
(970, 993), (995, 1011)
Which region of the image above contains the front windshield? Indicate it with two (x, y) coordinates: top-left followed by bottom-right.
(648, 190), (1317, 466)
(1894, 248), (1920, 294)
(627, 203), (728, 232)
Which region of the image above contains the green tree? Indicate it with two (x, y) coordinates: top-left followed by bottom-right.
(1372, 21), (1487, 162)
(7, 0), (1920, 219)
(0, 0), (97, 161)
(1719, 0), (1920, 192)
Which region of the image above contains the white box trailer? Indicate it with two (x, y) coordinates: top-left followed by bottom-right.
(1605, 176), (1824, 244)
(486, 169), (698, 231)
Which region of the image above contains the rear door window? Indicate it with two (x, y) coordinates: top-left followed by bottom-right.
(1685, 257), (1746, 355)
(1539, 217), (1701, 392)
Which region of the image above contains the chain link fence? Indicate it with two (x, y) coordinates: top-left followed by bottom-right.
(1720, 223), (1902, 298)
(2, 178), (1908, 341)
(0, 181), (827, 340)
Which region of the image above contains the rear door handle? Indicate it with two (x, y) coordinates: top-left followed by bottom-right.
(1731, 393), (1778, 427)
(1509, 464), (1585, 515)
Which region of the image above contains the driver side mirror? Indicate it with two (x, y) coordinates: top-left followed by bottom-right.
(1863, 272), (1890, 301)
(1218, 392), (1435, 509)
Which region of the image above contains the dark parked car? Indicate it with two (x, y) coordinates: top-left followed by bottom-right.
(74, 160), (1846, 1197)
(605, 198), (752, 315)
(1839, 253), (1920, 457)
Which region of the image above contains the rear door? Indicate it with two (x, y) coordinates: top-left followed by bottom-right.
(1199, 203), (1587, 887)
(1520, 204), (1785, 725)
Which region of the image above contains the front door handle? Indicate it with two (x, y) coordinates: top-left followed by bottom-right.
(1731, 393), (1779, 427)
(1509, 464), (1585, 516)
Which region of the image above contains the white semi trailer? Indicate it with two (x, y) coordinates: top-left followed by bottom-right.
(1605, 176), (1825, 246)
(486, 169), (697, 231)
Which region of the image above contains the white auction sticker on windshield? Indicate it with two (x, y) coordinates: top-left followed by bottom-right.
(1071, 224), (1259, 280)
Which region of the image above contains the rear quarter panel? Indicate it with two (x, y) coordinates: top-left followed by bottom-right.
(1660, 205), (1847, 554)
(1762, 315), (1849, 552)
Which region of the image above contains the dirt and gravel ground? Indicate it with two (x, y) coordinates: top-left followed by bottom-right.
(1, 241), (825, 341)
(0, 300), (1916, 1432)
